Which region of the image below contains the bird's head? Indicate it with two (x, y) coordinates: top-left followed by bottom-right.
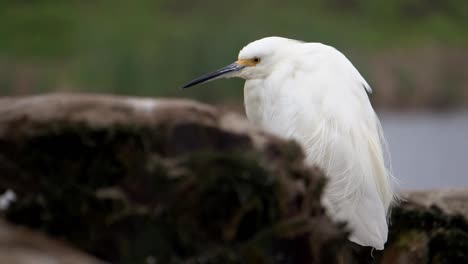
(181, 37), (299, 88)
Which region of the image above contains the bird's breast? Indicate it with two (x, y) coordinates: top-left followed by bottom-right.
(243, 79), (309, 139)
(244, 80), (268, 127)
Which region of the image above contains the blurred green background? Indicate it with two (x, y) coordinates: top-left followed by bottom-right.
(1, 0), (468, 108)
(1, 1), (468, 191)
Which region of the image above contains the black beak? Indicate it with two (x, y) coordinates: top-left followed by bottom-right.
(181, 62), (244, 89)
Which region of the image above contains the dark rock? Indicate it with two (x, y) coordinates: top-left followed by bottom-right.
(0, 94), (352, 264)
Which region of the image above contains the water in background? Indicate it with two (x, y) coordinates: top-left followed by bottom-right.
(380, 111), (468, 190)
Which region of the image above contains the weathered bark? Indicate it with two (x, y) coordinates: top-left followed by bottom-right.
(0, 94), (352, 263)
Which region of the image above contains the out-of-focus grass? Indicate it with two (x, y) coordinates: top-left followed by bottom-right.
(0, 0), (467, 105)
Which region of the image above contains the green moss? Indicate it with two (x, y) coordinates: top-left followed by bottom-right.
(0, 120), (343, 263)
(430, 229), (468, 264)
(394, 230), (427, 249)
(387, 202), (468, 264)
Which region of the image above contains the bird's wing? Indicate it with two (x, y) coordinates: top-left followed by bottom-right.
(275, 44), (396, 249)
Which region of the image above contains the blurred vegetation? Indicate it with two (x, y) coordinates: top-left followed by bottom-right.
(0, 0), (467, 106)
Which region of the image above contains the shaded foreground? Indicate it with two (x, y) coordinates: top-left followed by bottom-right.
(0, 94), (466, 264)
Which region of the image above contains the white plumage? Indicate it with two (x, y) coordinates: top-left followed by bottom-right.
(182, 36), (397, 249)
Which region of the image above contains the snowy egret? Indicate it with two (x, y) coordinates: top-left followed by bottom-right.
(182, 36), (396, 249)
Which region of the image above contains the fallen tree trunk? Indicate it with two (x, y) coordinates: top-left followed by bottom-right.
(0, 94), (351, 263)
(0, 94), (466, 264)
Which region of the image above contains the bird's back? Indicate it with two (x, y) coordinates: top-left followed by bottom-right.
(244, 42), (396, 249)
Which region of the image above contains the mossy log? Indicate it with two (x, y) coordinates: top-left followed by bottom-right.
(0, 94), (467, 264)
(0, 94), (352, 263)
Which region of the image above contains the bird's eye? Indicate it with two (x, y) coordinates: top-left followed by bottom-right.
(252, 57), (261, 63)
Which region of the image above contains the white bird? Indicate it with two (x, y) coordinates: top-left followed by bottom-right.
(182, 36), (396, 249)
